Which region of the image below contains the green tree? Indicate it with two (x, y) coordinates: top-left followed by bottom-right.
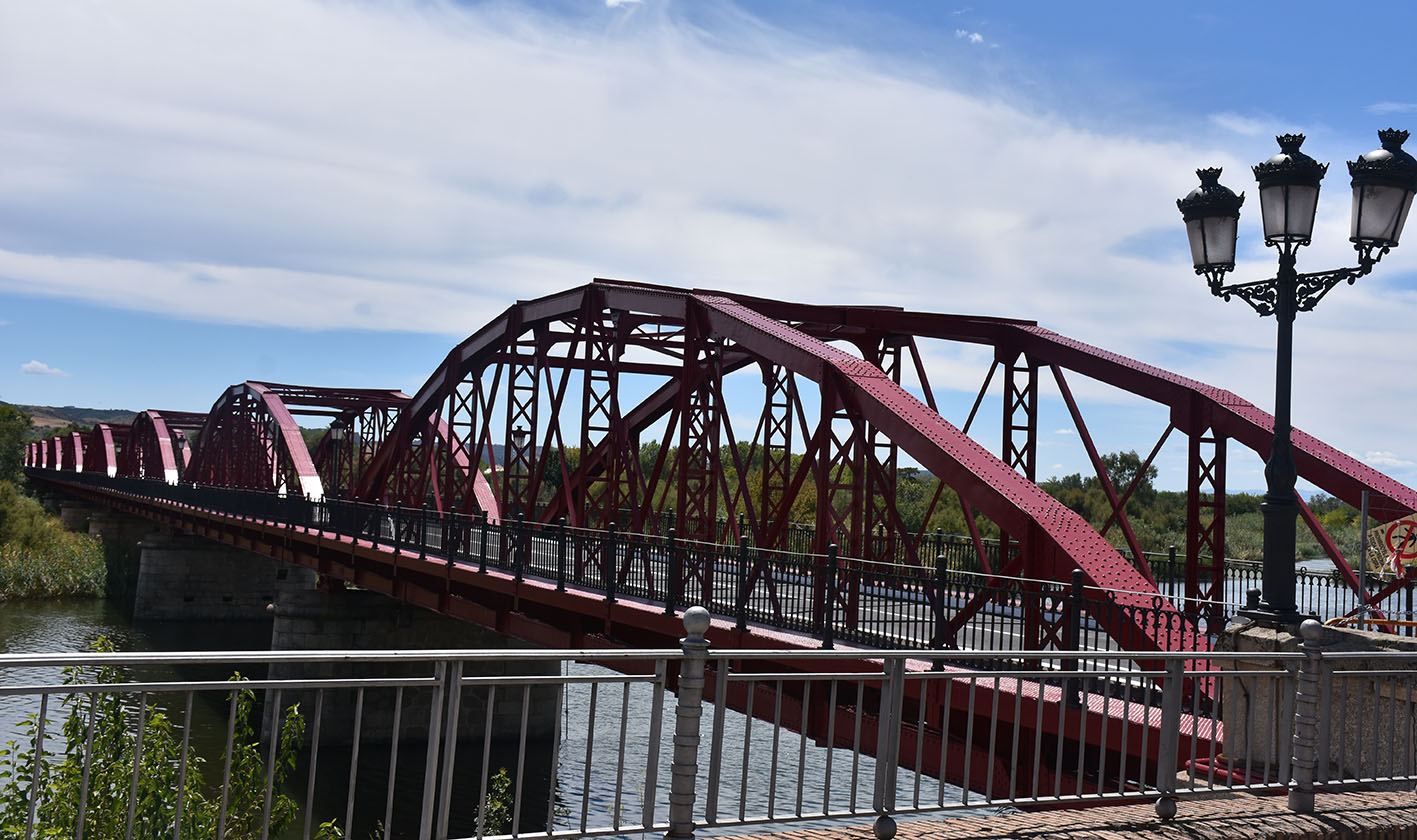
(0, 406), (30, 483)
(1101, 450), (1157, 506)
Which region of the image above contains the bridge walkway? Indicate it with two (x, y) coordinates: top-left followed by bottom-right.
(723, 790), (1417, 840)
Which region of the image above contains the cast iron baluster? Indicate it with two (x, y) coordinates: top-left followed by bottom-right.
(822, 544), (838, 649)
(556, 516), (568, 592)
(736, 535), (751, 631)
(478, 511), (488, 573)
(514, 511), (526, 583)
(605, 523), (618, 602)
(666, 527), (680, 616)
(419, 504), (428, 560)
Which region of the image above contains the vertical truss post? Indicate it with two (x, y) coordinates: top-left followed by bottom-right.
(1187, 427), (1227, 628)
(863, 336), (903, 566)
(504, 328), (541, 519)
(1001, 350), (1038, 482)
(758, 363), (794, 551)
(1001, 349), (1039, 645)
(675, 312), (722, 607)
(815, 378), (863, 631)
(582, 304), (631, 531)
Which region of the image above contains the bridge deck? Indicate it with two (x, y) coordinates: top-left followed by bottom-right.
(38, 472), (1222, 798)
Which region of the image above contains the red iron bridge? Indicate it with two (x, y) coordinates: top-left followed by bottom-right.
(23, 277), (1417, 803)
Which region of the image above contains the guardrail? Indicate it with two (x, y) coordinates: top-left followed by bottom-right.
(1, 611), (1412, 840)
(29, 470), (1217, 660)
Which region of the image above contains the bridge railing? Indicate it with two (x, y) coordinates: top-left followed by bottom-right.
(35, 468), (1415, 651)
(26, 470), (1229, 659)
(0, 613), (1410, 839)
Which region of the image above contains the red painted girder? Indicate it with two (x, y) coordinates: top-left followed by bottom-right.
(657, 283), (1415, 525)
(1002, 326), (1417, 522)
(590, 283), (1206, 655)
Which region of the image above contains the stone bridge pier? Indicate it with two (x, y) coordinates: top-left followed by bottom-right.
(268, 569), (558, 745)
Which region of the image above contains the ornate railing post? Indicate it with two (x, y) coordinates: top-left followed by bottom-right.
(931, 552), (947, 663)
(665, 527), (680, 616)
(1288, 618), (1325, 813)
(556, 516), (568, 592)
(1154, 658), (1184, 820)
(1065, 568), (1084, 706)
(419, 503), (429, 560)
(822, 543), (838, 650)
(871, 658), (905, 840)
(514, 511), (526, 583)
(478, 511), (489, 573)
(735, 536), (750, 631)
(665, 607), (711, 840)
(606, 523), (619, 602)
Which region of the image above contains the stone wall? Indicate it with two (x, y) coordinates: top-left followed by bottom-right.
(131, 533), (283, 621)
(269, 585), (558, 745)
(1216, 619), (1417, 786)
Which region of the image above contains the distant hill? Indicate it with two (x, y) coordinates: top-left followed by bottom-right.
(1, 401), (138, 431)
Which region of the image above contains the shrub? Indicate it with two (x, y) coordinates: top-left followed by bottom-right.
(0, 641), (305, 838)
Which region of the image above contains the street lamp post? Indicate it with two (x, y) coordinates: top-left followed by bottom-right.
(1178, 130), (1417, 625)
(328, 417), (348, 499)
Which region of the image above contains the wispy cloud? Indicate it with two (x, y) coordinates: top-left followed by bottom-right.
(21, 360), (67, 376)
(1365, 451), (1416, 469)
(1054, 428), (1074, 436)
(954, 28), (984, 45)
(1209, 112), (1270, 136)
(606, 0), (642, 7)
(1366, 102), (1417, 115)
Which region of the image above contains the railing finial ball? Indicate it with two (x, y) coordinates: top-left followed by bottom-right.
(872, 814), (897, 840)
(682, 605), (711, 638)
(1299, 617), (1324, 643)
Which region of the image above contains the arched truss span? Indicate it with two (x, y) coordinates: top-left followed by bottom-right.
(711, 288), (1417, 612)
(59, 432), (83, 472)
(83, 423), (131, 478)
(357, 280), (1208, 656)
(179, 382), (496, 508)
(123, 411), (208, 484)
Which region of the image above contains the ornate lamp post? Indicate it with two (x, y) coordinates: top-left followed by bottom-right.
(328, 417), (348, 499)
(1178, 130), (1417, 624)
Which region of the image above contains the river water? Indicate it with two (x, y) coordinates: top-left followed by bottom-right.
(0, 599), (985, 838)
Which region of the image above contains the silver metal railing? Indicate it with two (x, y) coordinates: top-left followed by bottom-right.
(0, 612), (1415, 840)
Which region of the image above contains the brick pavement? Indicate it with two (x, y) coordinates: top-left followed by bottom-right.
(721, 791), (1417, 840)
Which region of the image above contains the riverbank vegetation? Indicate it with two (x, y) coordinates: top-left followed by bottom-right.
(0, 481), (105, 599)
(0, 640), (308, 839)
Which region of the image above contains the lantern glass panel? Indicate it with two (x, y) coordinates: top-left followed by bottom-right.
(1259, 183), (1319, 243)
(1352, 183), (1417, 247)
(1187, 215), (1238, 268)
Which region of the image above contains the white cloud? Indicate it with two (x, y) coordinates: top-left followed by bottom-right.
(1364, 451), (1417, 470)
(1054, 428), (1074, 436)
(606, 0), (642, 7)
(21, 360), (67, 376)
(1366, 102), (1417, 115)
(954, 28), (984, 44)
(1209, 112), (1270, 137)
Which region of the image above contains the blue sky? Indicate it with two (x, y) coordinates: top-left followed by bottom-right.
(3, 0), (1417, 494)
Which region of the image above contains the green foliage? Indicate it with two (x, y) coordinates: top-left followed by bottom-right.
(0, 482), (104, 599)
(478, 767), (514, 835)
(1038, 456), (1360, 563)
(0, 406), (29, 483)
(0, 642), (306, 839)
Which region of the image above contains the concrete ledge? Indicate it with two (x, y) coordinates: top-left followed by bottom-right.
(723, 791), (1417, 840)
